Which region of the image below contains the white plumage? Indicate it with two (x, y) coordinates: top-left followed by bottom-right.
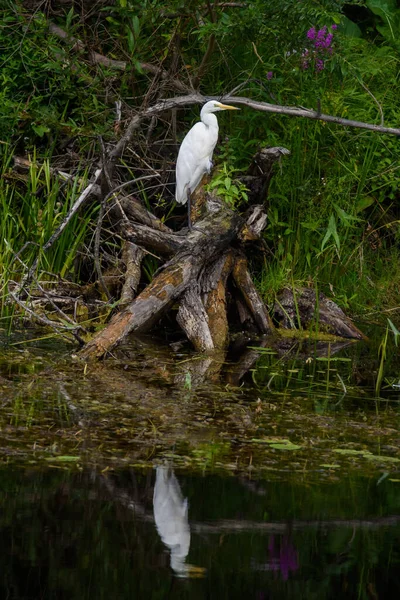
(153, 466), (190, 571)
(175, 100), (239, 227)
(153, 466), (205, 578)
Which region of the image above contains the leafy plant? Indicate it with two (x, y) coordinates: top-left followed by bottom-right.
(206, 164), (249, 209)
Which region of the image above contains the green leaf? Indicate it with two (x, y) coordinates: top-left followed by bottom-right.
(333, 203), (361, 225)
(45, 455), (80, 462)
(355, 196), (375, 213)
(340, 15), (362, 37)
(251, 437), (301, 450)
(132, 16), (140, 37)
(127, 29), (135, 53)
(333, 448), (371, 455)
(269, 442), (301, 450)
(387, 318), (400, 346)
(364, 454), (400, 463)
(321, 215), (340, 252)
(31, 123), (50, 137)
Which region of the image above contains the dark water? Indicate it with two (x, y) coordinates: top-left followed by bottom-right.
(1, 325), (400, 597)
(2, 467), (400, 599)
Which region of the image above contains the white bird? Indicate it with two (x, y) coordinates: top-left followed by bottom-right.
(175, 100), (239, 229)
(153, 466), (205, 578)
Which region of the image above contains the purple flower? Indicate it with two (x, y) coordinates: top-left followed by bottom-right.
(266, 71), (273, 80)
(325, 32), (333, 47)
(331, 24), (338, 30)
(307, 27), (316, 40)
(316, 58), (324, 71)
(317, 26), (327, 41)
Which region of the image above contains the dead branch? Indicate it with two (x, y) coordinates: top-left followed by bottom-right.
(193, 34), (216, 89)
(120, 241), (144, 306)
(108, 91), (400, 176)
(48, 22), (191, 93)
(8, 289), (80, 344)
(232, 254), (274, 333)
(16, 168), (102, 294)
(177, 287), (214, 351)
(217, 95), (400, 136)
(122, 223), (185, 256)
(161, 3), (247, 17)
(203, 250), (234, 349)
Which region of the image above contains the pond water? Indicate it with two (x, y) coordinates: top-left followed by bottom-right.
(0, 324), (400, 598)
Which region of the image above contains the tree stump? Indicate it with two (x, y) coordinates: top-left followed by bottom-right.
(79, 148), (284, 360)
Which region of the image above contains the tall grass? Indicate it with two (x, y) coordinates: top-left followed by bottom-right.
(0, 144), (99, 320)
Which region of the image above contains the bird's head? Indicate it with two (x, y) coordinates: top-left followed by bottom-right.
(202, 100), (239, 114)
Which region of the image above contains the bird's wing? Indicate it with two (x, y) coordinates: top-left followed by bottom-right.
(175, 123), (218, 203)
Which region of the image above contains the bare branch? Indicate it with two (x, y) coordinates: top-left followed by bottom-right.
(109, 92), (400, 171)
(217, 95), (400, 136)
(9, 290), (79, 344)
(48, 22), (191, 92)
(193, 34), (216, 88)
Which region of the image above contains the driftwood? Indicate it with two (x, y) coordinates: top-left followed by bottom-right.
(80, 205), (258, 359)
(273, 287), (365, 340)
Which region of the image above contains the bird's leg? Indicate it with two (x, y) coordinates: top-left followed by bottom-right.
(187, 189), (192, 230)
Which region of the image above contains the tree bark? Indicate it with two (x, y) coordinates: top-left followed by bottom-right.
(79, 207), (243, 359)
(232, 254), (274, 333)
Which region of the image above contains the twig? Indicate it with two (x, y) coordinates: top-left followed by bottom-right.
(33, 280), (87, 341)
(95, 139), (113, 300)
(9, 290), (78, 344)
(161, 3), (247, 17)
(193, 34), (216, 89)
(9, 251), (87, 344)
(48, 22), (191, 93)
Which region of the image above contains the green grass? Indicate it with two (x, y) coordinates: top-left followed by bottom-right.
(0, 145), (99, 321)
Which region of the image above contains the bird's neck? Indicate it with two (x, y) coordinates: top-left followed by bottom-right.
(201, 112), (218, 129)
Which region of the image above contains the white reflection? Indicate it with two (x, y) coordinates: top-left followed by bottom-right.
(153, 466), (205, 578)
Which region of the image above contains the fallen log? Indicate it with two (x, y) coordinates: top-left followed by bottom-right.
(273, 287), (366, 340)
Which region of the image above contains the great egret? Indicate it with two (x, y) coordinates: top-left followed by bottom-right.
(153, 466), (205, 578)
(175, 100), (239, 229)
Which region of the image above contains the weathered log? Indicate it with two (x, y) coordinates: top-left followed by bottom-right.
(232, 255), (274, 333)
(203, 250), (234, 349)
(235, 296), (256, 330)
(273, 287), (366, 340)
(239, 205), (268, 241)
(123, 223), (184, 257)
(120, 241), (144, 306)
(176, 288), (214, 351)
(240, 147), (290, 206)
(79, 207), (244, 359)
(109, 193), (172, 233)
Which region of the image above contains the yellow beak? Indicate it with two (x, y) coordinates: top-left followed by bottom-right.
(218, 103), (240, 110)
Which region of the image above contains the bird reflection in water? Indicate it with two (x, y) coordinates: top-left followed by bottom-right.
(153, 466), (206, 578)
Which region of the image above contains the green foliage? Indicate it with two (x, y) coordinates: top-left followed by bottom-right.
(0, 143), (99, 318)
(0, 0), (399, 320)
(0, 3), (114, 143)
(206, 163), (249, 209)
